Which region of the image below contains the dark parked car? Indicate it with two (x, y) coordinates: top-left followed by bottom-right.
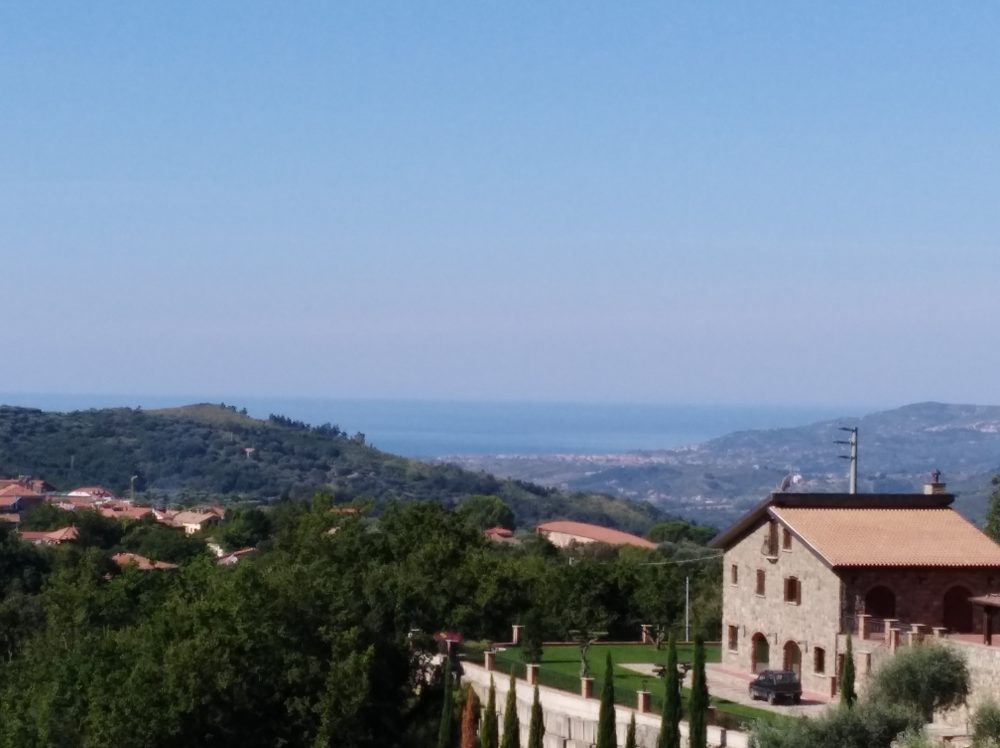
(748, 670), (802, 705)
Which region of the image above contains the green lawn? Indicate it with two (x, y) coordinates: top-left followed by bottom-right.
(492, 643), (788, 730)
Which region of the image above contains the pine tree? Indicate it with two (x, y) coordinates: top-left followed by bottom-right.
(480, 677), (499, 748)
(657, 633), (681, 748)
(624, 713), (637, 748)
(596, 652), (617, 748)
(460, 686), (481, 748)
(687, 636), (709, 748)
(500, 673), (520, 748)
(438, 663), (453, 748)
(841, 634), (857, 709)
(985, 475), (1000, 542)
(527, 686), (544, 748)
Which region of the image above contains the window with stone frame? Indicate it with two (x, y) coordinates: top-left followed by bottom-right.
(728, 625), (739, 651)
(814, 646), (826, 674)
(730, 564), (739, 585)
(782, 527), (792, 550)
(756, 569), (766, 596)
(784, 576), (801, 605)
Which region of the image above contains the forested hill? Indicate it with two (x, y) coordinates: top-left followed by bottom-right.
(0, 403), (661, 533)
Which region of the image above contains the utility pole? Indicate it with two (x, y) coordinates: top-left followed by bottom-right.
(685, 576), (690, 642)
(130, 474), (138, 503)
(836, 427), (858, 494)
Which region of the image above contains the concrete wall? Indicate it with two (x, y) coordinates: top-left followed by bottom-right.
(462, 662), (746, 748)
(721, 517), (843, 696)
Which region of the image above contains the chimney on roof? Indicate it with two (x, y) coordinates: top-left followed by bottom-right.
(924, 468), (947, 495)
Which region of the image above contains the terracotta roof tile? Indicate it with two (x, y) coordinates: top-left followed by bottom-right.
(0, 484), (41, 498)
(771, 506), (1000, 567)
(535, 520), (657, 549)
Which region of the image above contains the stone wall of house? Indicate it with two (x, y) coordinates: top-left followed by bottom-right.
(461, 662), (747, 748)
(839, 569), (1000, 633)
(721, 517), (844, 697)
(935, 639), (1000, 726)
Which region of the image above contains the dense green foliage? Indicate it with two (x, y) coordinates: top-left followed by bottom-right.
(657, 633), (681, 748)
(527, 686), (544, 748)
(749, 702), (922, 748)
(596, 653), (617, 748)
(866, 643), (970, 721)
(840, 634), (856, 708)
(0, 404), (663, 533)
(500, 674), (520, 748)
(687, 637), (709, 748)
(985, 475), (1000, 542)
(645, 521), (716, 545)
(481, 679), (499, 748)
(973, 700), (1000, 747)
(438, 664), (454, 748)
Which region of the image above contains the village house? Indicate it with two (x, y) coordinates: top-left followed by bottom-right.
(535, 520), (657, 550)
(709, 478), (1000, 698)
(0, 484), (46, 516)
(170, 510), (222, 535)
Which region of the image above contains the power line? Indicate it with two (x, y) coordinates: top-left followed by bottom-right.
(640, 551), (723, 567)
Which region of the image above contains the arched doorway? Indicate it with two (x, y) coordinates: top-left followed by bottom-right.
(783, 641), (802, 678)
(751, 633), (770, 673)
(943, 585), (974, 633)
(865, 585), (897, 619)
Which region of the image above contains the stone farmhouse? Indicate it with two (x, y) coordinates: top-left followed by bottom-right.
(709, 479), (1000, 698)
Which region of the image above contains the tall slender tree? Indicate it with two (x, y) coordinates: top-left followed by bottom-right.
(527, 685), (544, 748)
(624, 713), (637, 748)
(460, 686), (481, 748)
(500, 673), (520, 748)
(596, 652), (617, 748)
(657, 633), (681, 748)
(687, 636), (709, 748)
(481, 677), (499, 748)
(438, 663), (454, 748)
(841, 634), (857, 709)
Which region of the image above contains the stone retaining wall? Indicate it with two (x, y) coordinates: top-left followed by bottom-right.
(462, 662), (748, 748)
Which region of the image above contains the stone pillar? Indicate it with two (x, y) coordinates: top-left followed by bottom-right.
(640, 624), (652, 644)
(985, 609), (993, 646)
(889, 628), (900, 653)
(718, 727), (728, 747)
(512, 625), (523, 645)
(857, 614), (870, 640)
(884, 619), (897, 640)
(527, 663), (539, 685)
(580, 677), (594, 699)
(485, 651), (496, 672)
(932, 626), (948, 639)
(637, 690), (651, 713)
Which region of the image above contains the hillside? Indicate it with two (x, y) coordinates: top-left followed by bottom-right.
(0, 403), (662, 533)
(448, 402), (1000, 526)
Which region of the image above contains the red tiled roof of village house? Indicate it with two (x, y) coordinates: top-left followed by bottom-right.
(484, 526), (513, 538)
(18, 526), (78, 544)
(99, 505), (154, 521)
(0, 513), (20, 524)
(770, 506), (1000, 567)
(535, 520), (657, 549)
(111, 552), (178, 571)
(0, 484), (42, 498)
(68, 486), (118, 499)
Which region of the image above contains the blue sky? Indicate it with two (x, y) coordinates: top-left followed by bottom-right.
(2, 2), (999, 406)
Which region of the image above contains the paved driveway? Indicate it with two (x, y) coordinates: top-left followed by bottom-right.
(621, 663), (832, 718)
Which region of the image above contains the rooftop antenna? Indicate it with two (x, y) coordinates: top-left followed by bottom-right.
(836, 426), (858, 494)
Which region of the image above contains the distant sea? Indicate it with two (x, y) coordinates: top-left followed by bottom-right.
(0, 394), (854, 458)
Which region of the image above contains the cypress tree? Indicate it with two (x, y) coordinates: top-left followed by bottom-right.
(624, 713), (637, 748)
(460, 686), (481, 748)
(527, 685), (544, 748)
(841, 634), (857, 709)
(480, 677), (499, 748)
(687, 636), (709, 748)
(657, 633), (681, 748)
(438, 663), (453, 748)
(500, 673), (520, 748)
(596, 652), (617, 748)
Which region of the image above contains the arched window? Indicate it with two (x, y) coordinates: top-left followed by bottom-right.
(751, 633), (770, 674)
(943, 585), (974, 633)
(783, 641), (802, 678)
(864, 585), (896, 619)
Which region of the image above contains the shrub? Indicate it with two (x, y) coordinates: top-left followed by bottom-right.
(750, 702), (922, 748)
(973, 700), (1000, 748)
(866, 643), (970, 722)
